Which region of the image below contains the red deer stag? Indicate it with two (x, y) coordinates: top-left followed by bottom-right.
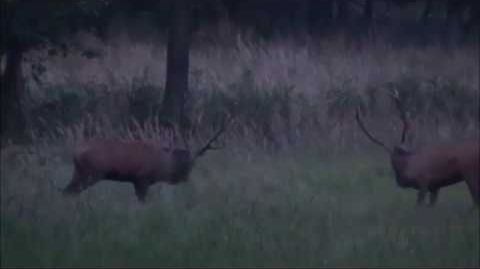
(355, 91), (479, 207)
(63, 122), (228, 203)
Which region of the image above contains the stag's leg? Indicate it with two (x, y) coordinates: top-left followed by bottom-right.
(465, 177), (479, 207)
(416, 188), (427, 206)
(134, 181), (149, 203)
(63, 168), (99, 195)
(428, 189), (438, 207)
(63, 168), (84, 195)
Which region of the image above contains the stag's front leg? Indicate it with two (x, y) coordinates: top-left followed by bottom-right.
(134, 181), (149, 203)
(63, 169), (99, 195)
(416, 188), (427, 206)
(428, 189), (438, 207)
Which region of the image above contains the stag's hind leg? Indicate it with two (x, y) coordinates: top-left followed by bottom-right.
(63, 166), (99, 196)
(465, 176), (479, 207)
(133, 181), (150, 203)
(63, 168), (82, 195)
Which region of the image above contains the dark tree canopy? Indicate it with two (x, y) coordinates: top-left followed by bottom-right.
(1, 0), (111, 142)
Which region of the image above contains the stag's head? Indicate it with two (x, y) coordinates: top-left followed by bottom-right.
(169, 149), (194, 184)
(355, 88), (413, 158)
(167, 118), (230, 184)
(355, 88), (415, 185)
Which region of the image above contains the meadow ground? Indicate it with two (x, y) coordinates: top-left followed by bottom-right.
(3, 25), (479, 268)
(1, 142), (478, 267)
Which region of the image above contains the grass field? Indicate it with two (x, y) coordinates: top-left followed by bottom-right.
(2, 142), (478, 267)
(3, 23), (479, 267)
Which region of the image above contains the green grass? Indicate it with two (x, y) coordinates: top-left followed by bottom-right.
(1, 144), (479, 267)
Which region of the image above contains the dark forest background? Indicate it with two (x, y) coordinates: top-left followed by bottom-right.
(1, 0), (479, 146)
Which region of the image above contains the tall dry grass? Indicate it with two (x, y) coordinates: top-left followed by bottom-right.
(28, 27), (478, 96)
(21, 25), (478, 152)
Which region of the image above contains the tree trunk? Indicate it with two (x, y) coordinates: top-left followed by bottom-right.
(335, 0), (350, 24)
(364, 0), (373, 25)
(421, 0), (432, 25)
(161, 0), (192, 130)
(363, 0), (376, 39)
(307, 0), (334, 35)
(1, 39), (27, 143)
(462, 2), (479, 38)
(444, 0), (467, 45)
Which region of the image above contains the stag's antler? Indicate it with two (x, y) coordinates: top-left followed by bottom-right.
(194, 116), (232, 159)
(355, 107), (392, 154)
(389, 88), (410, 144)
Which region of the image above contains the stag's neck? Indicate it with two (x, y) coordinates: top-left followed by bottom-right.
(390, 154), (416, 188)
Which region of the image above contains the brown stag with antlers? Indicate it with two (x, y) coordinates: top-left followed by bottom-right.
(355, 90), (479, 207)
(63, 120), (229, 203)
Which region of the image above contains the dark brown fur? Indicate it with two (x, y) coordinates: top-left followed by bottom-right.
(63, 125), (227, 203)
(389, 141), (479, 206)
(355, 93), (479, 207)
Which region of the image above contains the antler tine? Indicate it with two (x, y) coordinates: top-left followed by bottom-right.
(194, 116), (231, 159)
(355, 106), (392, 154)
(389, 88), (409, 144)
(200, 138), (225, 152)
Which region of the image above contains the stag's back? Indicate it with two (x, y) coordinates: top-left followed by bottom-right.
(405, 140), (479, 182)
(74, 139), (174, 178)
